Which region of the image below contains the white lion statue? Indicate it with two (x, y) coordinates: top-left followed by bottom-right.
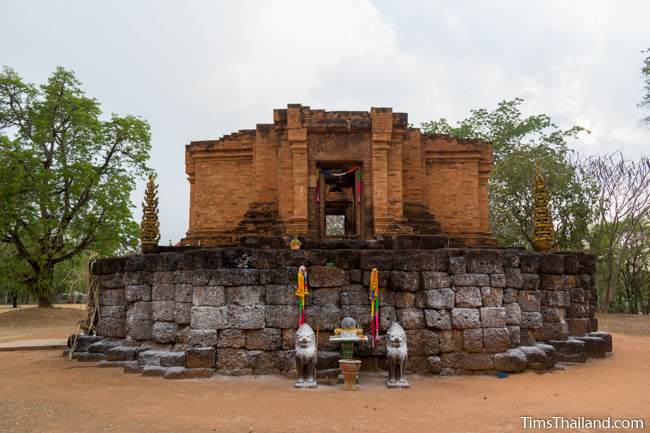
(294, 323), (317, 388)
(385, 322), (409, 388)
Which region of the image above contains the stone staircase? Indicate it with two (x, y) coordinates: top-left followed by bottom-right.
(236, 202), (284, 236)
(403, 202), (442, 235)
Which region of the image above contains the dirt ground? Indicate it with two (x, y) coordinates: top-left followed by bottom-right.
(598, 313), (650, 335)
(0, 306), (86, 343)
(0, 312), (649, 433)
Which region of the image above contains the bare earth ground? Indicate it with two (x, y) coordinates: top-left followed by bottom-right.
(0, 311), (648, 433)
(0, 305), (86, 343)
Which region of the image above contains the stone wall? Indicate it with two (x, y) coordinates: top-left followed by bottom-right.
(72, 247), (611, 379)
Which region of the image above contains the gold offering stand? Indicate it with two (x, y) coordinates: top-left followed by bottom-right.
(329, 319), (368, 390)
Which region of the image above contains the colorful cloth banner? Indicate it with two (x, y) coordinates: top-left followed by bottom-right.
(369, 268), (380, 346)
(315, 167), (363, 203)
(319, 165), (360, 177)
(295, 265), (309, 327)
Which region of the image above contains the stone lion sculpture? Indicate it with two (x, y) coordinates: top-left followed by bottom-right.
(294, 323), (317, 388)
(385, 322), (409, 388)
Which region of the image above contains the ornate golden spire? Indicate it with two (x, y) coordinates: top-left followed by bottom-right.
(140, 174), (160, 253)
(532, 162), (554, 252)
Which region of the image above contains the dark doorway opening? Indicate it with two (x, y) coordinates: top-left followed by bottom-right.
(317, 162), (363, 239)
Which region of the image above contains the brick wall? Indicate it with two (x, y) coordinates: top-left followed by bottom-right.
(182, 105), (494, 246)
(422, 135), (492, 239)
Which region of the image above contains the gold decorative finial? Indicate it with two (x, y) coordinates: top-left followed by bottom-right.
(140, 174), (160, 253)
(532, 161), (554, 252)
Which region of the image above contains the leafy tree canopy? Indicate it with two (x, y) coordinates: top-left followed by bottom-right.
(0, 66), (151, 306)
(421, 98), (595, 249)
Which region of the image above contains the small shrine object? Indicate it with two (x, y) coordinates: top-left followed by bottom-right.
(140, 174), (160, 254)
(290, 236), (302, 250)
(338, 359), (362, 391)
(330, 317), (368, 391)
(532, 162), (554, 252)
(330, 316), (368, 359)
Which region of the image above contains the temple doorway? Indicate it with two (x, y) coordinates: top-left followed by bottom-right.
(317, 162), (363, 239)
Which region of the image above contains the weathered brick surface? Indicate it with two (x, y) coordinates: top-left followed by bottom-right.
(463, 329), (483, 352)
(216, 328), (247, 349)
(245, 328), (281, 350)
(126, 285), (151, 302)
(419, 288), (454, 309)
(179, 105), (494, 246)
(152, 301), (174, 322)
(228, 305), (265, 329)
(424, 309), (452, 330)
(480, 307), (507, 328)
(451, 308), (481, 329)
(185, 347), (216, 368)
(99, 289), (126, 306)
(481, 287), (503, 307)
(451, 273), (490, 287)
(465, 250), (502, 274)
(455, 287), (482, 308)
(190, 306), (228, 330)
(226, 286), (265, 306)
(396, 308), (425, 329)
(421, 272), (451, 290)
(193, 286), (225, 307)
(188, 329), (218, 347)
(152, 322), (177, 343)
(309, 266), (349, 287)
(391, 271), (420, 292)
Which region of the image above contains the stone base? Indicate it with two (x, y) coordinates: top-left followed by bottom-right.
(294, 380), (318, 389)
(72, 352), (107, 362)
(142, 366), (167, 377)
(549, 332), (612, 363)
(66, 330), (613, 379)
(97, 360), (130, 368)
(79, 247), (608, 381)
(164, 367), (214, 379)
(386, 379), (410, 388)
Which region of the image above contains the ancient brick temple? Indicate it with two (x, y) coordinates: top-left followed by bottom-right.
(181, 104), (494, 247)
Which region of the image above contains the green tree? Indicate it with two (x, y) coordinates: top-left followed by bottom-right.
(0, 66), (150, 307)
(617, 220), (650, 314)
(583, 154), (650, 312)
(421, 98), (595, 249)
(0, 243), (29, 306)
(52, 251), (96, 301)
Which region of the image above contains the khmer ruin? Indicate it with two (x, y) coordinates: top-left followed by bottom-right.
(181, 104), (494, 247)
(64, 105), (613, 384)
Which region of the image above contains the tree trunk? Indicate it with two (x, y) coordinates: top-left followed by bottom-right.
(38, 295), (52, 308)
(32, 265), (55, 308)
(603, 252), (615, 313)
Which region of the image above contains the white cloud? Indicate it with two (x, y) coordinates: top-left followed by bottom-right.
(1, 0), (649, 242)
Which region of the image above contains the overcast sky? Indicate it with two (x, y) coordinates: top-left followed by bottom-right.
(2, 0), (649, 243)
